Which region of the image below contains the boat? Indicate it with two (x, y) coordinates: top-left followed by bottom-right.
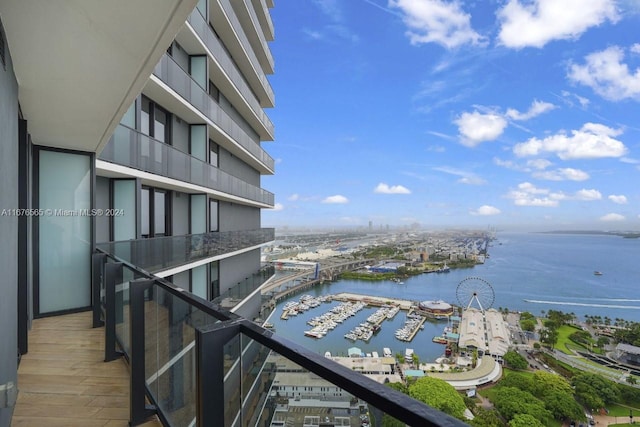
(432, 336), (448, 344)
(324, 351), (332, 358)
(594, 271), (603, 276)
(383, 347), (392, 357)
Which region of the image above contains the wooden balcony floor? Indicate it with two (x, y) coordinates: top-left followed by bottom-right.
(12, 311), (162, 427)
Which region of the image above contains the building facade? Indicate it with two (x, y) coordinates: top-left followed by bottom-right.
(0, 0), (275, 424)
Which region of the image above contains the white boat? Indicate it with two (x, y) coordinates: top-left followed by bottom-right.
(372, 351), (379, 358)
(324, 351), (331, 358)
(383, 347), (392, 357)
(405, 348), (414, 358)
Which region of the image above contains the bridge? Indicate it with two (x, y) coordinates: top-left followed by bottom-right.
(261, 258), (375, 303)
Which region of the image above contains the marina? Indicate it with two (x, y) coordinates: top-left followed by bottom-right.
(280, 292), (444, 346)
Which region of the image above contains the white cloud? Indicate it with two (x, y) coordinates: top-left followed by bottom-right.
(506, 182), (564, 207)
(513, 123), (627, 159)
(497, 0), (619, 49)
(506, 100), (556, 120)
(600, 213), (625, 221)
(322, 195), (349, 204)
(533, 167), (589, 181)
(389, 0), (484, 49)
(433, 166), (486, 185)
(374, 183), (412, 194)
(609, 194), (628, 204)
(454, 111), (508, 146)
(272, 203), (284, 211)
(470, 205), (501, 216)
(288, 194), (300, 201)
(569, 46), (640, 101)
(574, 189), (602, 200)
(527, 159), (552, 170)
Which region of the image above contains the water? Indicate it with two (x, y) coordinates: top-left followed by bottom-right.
(267, 232), (640, 362)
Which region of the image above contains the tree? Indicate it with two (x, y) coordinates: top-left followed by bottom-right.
(502, 351), (528, 370)
(493, 387), (552, 424)
(509, 413), (545, 427)
(520, 319), (536, 332)
(539, 327), (559, 349)
(408, 377), (467, 419)
(468, 408), (505, 427)
(572, 372), (620, 410)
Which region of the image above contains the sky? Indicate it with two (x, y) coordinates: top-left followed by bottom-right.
(261, 0), (640, 231)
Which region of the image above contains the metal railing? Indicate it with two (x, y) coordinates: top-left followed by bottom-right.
(187, 8), (274, 136)
(212, 264), (275, 308)
(152, 53), (275, 173)
(99, 124), (274, 206)
(216, 0), (274, 100)
(95, 228), (275, 274)
(92, 249), (468, 427)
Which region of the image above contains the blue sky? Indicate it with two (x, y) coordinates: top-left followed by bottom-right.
(262, 0), (640, 231)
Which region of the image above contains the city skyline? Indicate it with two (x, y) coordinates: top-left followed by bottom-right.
(263, 0), (640, 231)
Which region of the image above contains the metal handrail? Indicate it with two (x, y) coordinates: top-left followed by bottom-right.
(94, 247), (469, 427)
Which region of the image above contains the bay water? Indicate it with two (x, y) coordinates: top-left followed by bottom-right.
(266, 232), (640, 362)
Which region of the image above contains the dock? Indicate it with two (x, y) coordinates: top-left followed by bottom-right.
(332, 292), (414, 310)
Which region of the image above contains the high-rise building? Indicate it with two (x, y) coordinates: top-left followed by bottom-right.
(0, 2), (466, 426)
(0, 0), (275, 424)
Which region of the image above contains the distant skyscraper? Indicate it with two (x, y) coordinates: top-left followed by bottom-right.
(368, 220), (372, 231)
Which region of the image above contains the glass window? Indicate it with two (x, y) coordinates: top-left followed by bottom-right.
(209, 199), (218, 232)
(141, 188), (150, 237)
(154, 191), (166, 236)
(141, 98), (150, 136)
(37, 150), (91, 313)
(209, 140), (218, 167)
(154, 108), (167, 143)
(210, 261), (220, 299)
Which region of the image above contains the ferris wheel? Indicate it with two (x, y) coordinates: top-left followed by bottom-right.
(456, 277), (495, 311)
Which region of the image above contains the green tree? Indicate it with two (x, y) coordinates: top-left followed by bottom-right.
(408, 377), (467, 419)
(503, 351), (528, 370)
(539, 327), (559, 349)
(572, 372), (620, 411)
(520, 319), (536, 332)
(468, 408), (505, 427)
(509, 413), (545, 427)
(493, 387), (552, 424)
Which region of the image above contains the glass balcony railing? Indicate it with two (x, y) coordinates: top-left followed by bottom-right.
(213, 264), (275, 309)
(187, 8), (274, 136)
(218, 0), (274, 92)
(99, 124), (274, 206)
(152, 53), (275, 173)
(239, 0), (274, 71)
(96, 228), (275, 274)
(93, 250), (469, 427)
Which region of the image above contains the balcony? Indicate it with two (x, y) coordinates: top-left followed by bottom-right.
(95, 228), (275, 274)
(86, 251), (469, 427)
(233, 0), (274, 74)
(213, 264), (275, 309)
(187, 8), (274, 138)
(211, 0), (274, 92)
(250, 0), (274, 42)
(98, 124), (274, 206)
(152, 53), (275, 174)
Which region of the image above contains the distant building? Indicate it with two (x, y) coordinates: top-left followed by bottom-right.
(615, 343), (640, 366)
(458, 308), (510, 359)
(417, 300), (454, 319)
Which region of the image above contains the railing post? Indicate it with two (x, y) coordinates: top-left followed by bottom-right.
(91, 252), (107, 328)
(129, 278), (157, 426)
(195, 320), (242, 427)
(104, 262), (124, 362)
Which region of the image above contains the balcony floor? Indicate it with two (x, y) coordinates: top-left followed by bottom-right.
(12, 311), (162, 427)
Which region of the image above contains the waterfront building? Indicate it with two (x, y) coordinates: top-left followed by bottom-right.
(417, 300), (455, 319)
(0, 2), (467, 426)
(458, 308), (511, 360)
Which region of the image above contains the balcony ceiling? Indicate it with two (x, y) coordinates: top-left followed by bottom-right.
(0, 0), (198, 153)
